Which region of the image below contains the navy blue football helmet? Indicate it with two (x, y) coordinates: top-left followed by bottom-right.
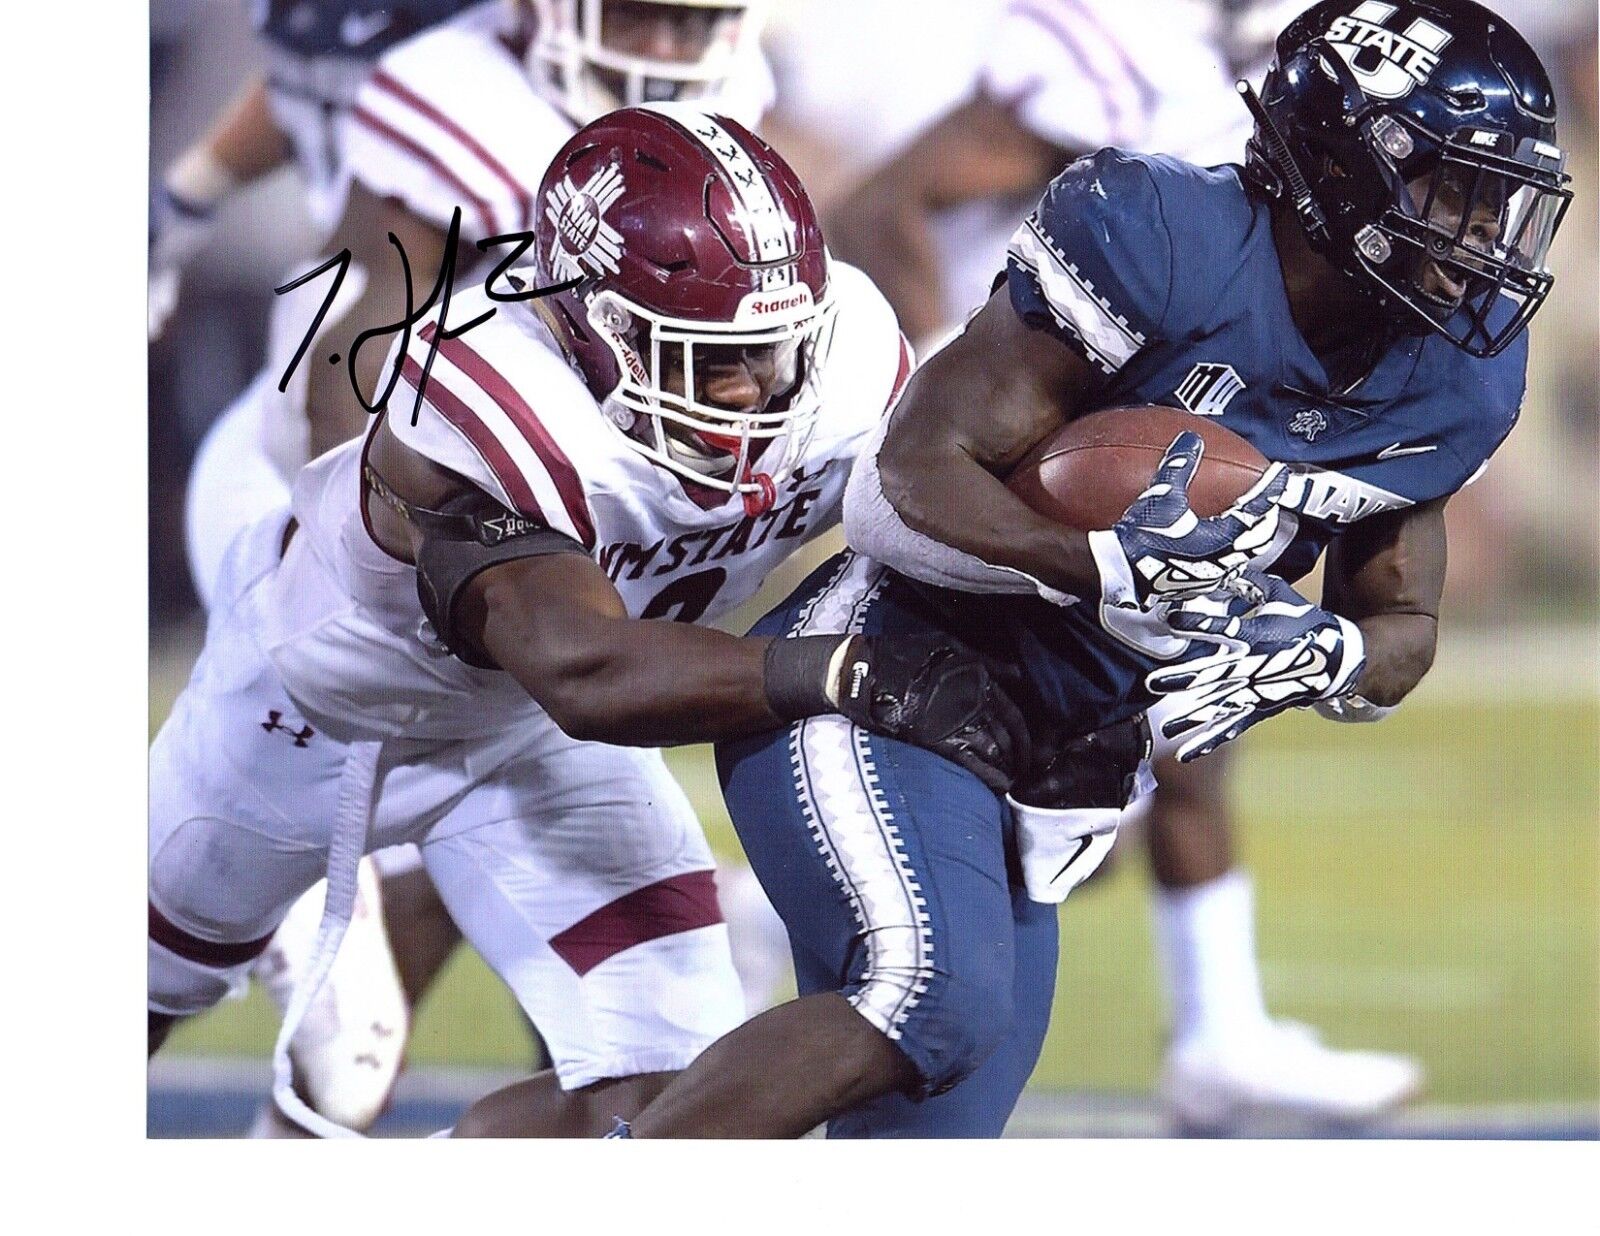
(251, 0), (482, 60)
(1242, 0), (1571, 357)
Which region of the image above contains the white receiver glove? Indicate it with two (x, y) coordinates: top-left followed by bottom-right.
(1145, 571), (1367, 762)
(1088, 432), (1296, 660)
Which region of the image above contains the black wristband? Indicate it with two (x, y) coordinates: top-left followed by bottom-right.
(762, 635), (851, 722)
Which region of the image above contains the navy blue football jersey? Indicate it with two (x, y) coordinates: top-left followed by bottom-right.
(1005, 147), (1527, 584)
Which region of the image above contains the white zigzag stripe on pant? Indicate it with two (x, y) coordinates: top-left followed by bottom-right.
(784, 553), (932, 1039)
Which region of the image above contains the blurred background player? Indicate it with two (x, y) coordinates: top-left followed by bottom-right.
(771, 0), (1426, 1132)
(151, 0), (779, 1135)
(151, 0), (496, 1137)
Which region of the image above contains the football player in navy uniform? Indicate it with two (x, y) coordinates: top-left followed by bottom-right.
(819, 1), (1435, 1132)
(603, 0), (1571, 1137)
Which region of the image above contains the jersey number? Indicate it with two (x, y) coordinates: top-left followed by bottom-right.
(641, 568), (727, 623)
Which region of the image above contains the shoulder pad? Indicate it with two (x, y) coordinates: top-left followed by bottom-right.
(1005, 149), (1171, 374)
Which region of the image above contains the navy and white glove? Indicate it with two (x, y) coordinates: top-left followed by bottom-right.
(1143, 571), (1367, 762)
(1087, 433), (1295, 659)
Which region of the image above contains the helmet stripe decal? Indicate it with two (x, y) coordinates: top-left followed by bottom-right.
(642, 104), (797, 288)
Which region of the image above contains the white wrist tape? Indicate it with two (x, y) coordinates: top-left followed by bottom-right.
(1312, 692), (1397, 723)
(165, 144), (241, 211)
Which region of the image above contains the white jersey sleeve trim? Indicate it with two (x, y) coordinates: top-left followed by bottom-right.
(1007, 218), (1146, 373)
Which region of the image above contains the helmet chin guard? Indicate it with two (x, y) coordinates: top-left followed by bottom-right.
(1244, 0), (1571, 358)
(523, 0), (766, 124)
(532, 104), (834, 510)
(589, 283), (838, 505)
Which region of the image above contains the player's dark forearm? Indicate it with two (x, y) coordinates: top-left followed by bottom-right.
(877, 433), (1101, 599)
(486, 612), (786, 746)
(1349, 611), (1438, 706)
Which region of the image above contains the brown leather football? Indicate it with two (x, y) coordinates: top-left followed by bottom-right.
(1005, 406), (1269, 532)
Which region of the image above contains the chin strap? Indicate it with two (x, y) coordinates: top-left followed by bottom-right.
(741, 470), (776, 517)
(1238, 79), (1330, 249)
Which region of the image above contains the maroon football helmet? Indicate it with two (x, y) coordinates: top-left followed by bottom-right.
(532, 102), (836, 509)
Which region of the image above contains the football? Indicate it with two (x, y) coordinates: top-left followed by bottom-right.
(1005, 405), (1270, 532)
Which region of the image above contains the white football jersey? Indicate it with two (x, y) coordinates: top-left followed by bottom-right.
(257, 262), (907, 743)
(341, 3), (776, 248)
(260, 4), (499, 235)
(935, 0), (1315, 329)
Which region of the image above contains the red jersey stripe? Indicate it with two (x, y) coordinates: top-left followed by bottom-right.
(887, 332), (914, 412)
(426, 325), (598, 549)
(371, 70), (535, 232)
(1053, 0), (1159, 112)
(548, 869), (724, 977)
(398, 353), (546, 521)
(351, 104), (500, 236)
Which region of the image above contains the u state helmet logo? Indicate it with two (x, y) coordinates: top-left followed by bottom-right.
(1324, 1), (1453, 101)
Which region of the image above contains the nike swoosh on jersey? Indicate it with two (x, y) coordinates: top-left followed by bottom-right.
(340, 11), (393, 46)
(1375, 442), (1438, 460)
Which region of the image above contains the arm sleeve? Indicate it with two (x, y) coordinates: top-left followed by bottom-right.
(1004, 148), (1173, 376)
(842, 409), (1073, 600)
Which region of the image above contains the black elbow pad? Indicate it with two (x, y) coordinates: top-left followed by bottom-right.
(367, 464), (590, 669)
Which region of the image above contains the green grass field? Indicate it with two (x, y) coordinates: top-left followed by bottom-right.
(162, 675), (1600, 1106)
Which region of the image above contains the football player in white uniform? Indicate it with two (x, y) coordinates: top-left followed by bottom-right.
(148, 104), (1029, 1138)
(166, 0), (779, 1133)
(822, 0), (1421, 1131)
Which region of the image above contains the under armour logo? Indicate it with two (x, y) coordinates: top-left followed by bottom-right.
(261, 710), (315, 747)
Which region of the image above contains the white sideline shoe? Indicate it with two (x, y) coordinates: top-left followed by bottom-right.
(253, 857), (410, 1132)
(1159, 1019), (1424, 1133)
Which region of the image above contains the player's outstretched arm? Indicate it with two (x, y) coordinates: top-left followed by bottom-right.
(150, 76), (292, 338)
(460, 558), (1028, 789)
(1319, 496), (1448, 708)
(366, 424), (1029, 787)
(827, 92), (1071, 347)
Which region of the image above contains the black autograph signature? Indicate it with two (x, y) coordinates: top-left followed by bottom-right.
(274, 206), (580, 426)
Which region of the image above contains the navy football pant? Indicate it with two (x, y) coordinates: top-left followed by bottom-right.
(717, 551), (1061, 1137)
